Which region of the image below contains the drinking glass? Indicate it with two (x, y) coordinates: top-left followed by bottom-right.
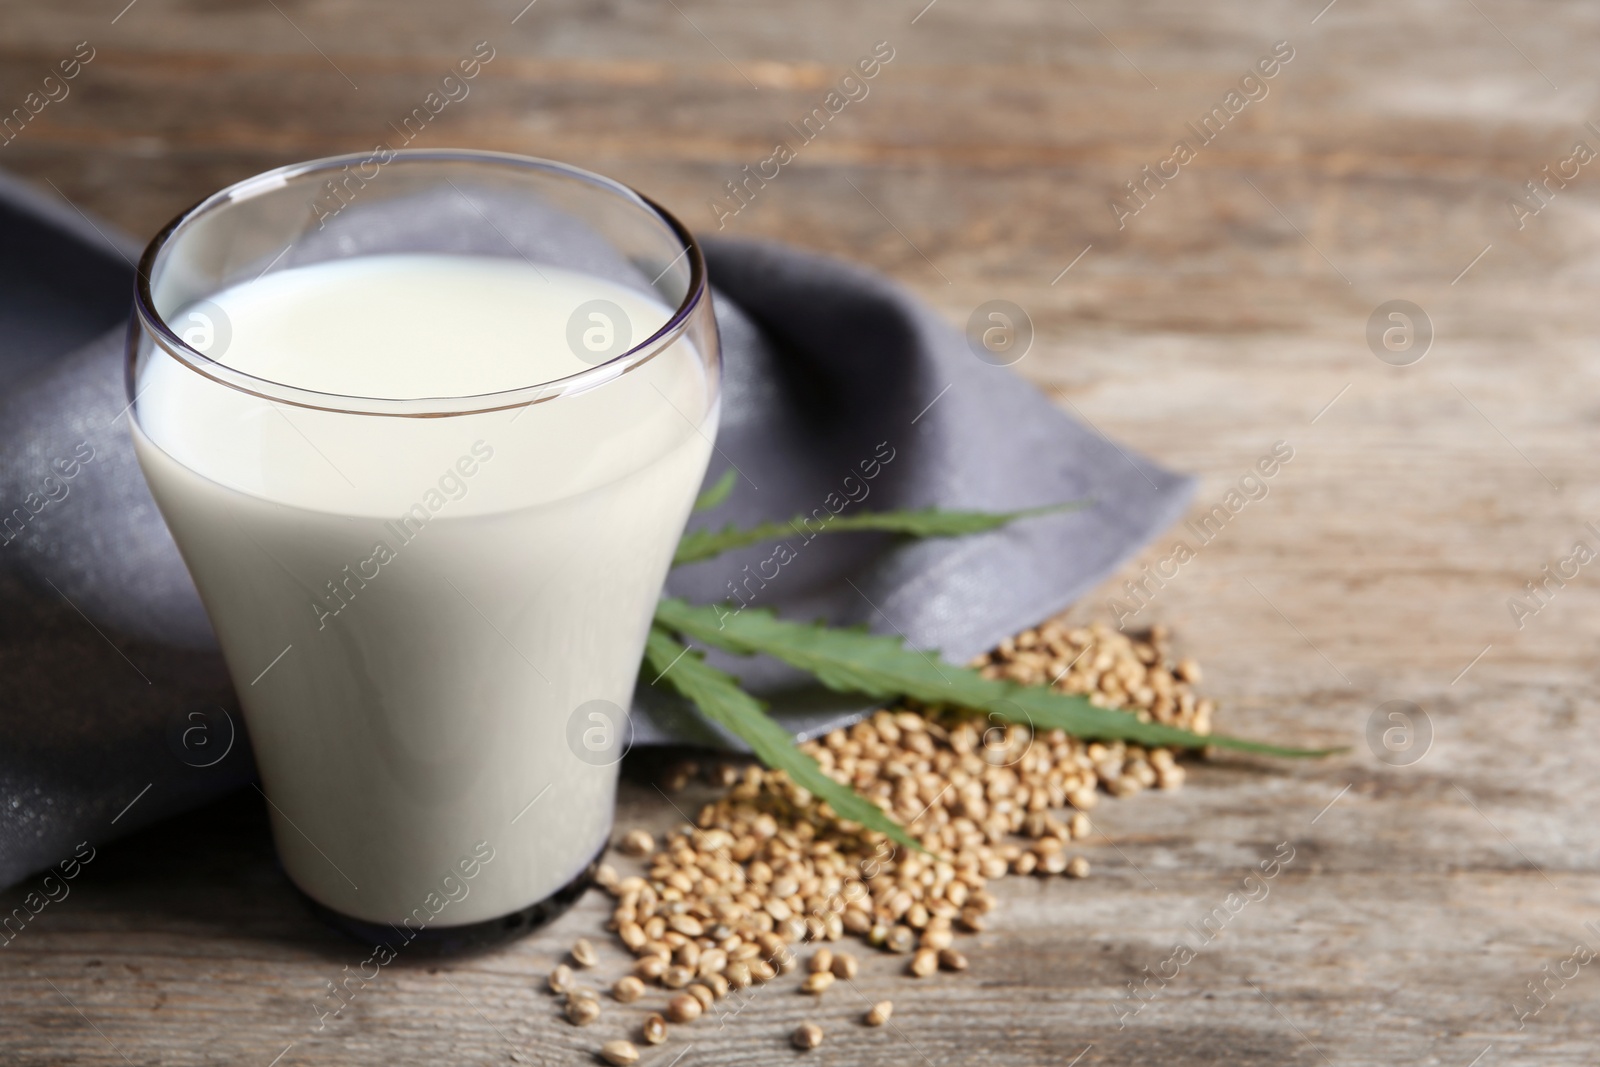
(127, 150), (719, 949)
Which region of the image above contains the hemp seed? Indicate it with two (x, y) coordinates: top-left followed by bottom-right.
(801, 971), (834, 995)
(668, 915), (704, 938)
(641, 1013), (668, 1045)
(793, 1022), (824, 1050)
(908, 948), (939, 977)
(612, 976), (645, 1003)
(571, 938), (599, 968)
(566, 996), (601, 1026)
(660, 760), (696, 792)
(864, 1000), (893, 1026)
(620, 829), (655, 857)
(666, 993), (702, 1023)
(599, 1040), (639, 1066)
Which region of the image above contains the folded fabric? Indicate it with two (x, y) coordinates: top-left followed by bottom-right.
(0, 170), (1193, 889)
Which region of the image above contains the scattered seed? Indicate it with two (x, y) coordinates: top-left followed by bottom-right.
(793, 1022), (824, 1050)
(1033, 836), (1065, 857)
(666, 993), (702, 1023)
(1067, 856), (1091, 879)
(864, 1000), (893, 1026)
(909, 948), (938, 977)
(661, 965), (694, 989)
(612, 976), (644, 1003)
(641, 1013), (668, 1045)
(620, 829), (655, 857)
(801, 971), (835, 994)
(566, 996), (601, 1026)
(938, 948), (968, 972)
(599, 1040), (638, 1066)
(809, 948), (834, 974)
(687, 983), (715, 1011)
(633, 956), (667, 980)
(830, 952), (858, 980)
(707, 761), (741, 787)
(548, 964), (574, 994)
(660, 760), (697, 792)
(571, 938), (599, 968)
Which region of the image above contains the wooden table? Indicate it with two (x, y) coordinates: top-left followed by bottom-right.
(3, 0), (1596, 1063)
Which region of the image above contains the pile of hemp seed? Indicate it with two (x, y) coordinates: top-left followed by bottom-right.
(546, 620), (1216, 1063)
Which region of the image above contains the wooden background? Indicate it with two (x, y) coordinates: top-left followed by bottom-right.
(3, 0), (1599, 1063)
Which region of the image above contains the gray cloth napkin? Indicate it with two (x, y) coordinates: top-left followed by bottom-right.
(0, 173), (1194, 890)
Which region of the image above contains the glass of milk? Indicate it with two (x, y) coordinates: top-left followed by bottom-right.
(127, 151), (720, 950)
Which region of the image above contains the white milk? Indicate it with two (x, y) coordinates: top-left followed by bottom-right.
(132, 254), (716, 926)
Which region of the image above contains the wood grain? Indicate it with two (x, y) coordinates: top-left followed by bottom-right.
(3, 0), (1599, 1063)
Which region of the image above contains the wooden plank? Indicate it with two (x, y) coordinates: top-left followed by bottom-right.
(2, 0), (1597, 1062)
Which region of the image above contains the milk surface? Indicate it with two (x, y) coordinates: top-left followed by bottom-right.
(132, 254), (716, 925)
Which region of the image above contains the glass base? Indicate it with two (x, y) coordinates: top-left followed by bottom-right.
(298, 845), (603, 957)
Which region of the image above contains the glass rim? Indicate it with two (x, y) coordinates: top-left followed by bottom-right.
(129, 148), (708, 418)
